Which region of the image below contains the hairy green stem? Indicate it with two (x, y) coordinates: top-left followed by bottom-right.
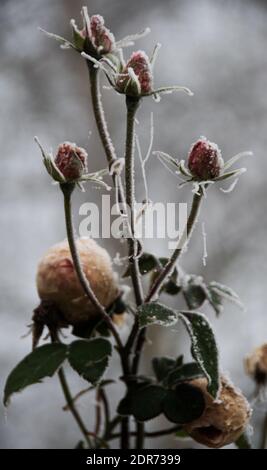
(147, 191), (203, 302)
(60, 183), (129, 370)
(58, 366), (92, 448)
(88, 64), (116, 165)
(124, 96), (145, 449)
(125, 96), (144, 307)
(131, 192), (203, 375)
(110, 424), (182, 440)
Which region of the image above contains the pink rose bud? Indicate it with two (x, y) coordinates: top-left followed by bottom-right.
(188, 137), (224, 181)
(54, 142), (88, 181)
(90, 15), (115, 54)
(116, 50), (153, 96)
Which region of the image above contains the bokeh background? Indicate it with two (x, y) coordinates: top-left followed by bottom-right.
(1, 0), (266, 449)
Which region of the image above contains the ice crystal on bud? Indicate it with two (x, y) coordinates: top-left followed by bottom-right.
(89, 14), (115, 54)
(55, 142), (88, 181)
(188, 137), (224, 181)
(116, 50), (153, 96)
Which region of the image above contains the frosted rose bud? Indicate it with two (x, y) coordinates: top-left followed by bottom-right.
(89, 15), (115, 54)
(245, 343), (267, 385)
(36, 238), (121, 325)
(54, 142), (88, 181)
(188, 137), (224, 180)
(184, 376), (251, 448)
(116, 51), (153, 96)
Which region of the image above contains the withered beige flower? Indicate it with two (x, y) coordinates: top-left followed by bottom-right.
(36, 238), (121, 325)
(184, 376), (251, 448)
(245, 343), (267, 384)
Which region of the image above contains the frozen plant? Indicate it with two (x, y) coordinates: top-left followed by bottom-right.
(3, 7), (254, 450)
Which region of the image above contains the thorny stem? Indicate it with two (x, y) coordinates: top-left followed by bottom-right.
(147, 191), (203, 302)
(57, 367), (92, 448)
(110, 424), (182, 440)
(88, 64), (116, 165)
(88, 64), (126, 214)
(124, 95), (144, 307)
(95, 388), (101, 439)
(99, 388), (110, 440)
(60, 183), (128, 371)
(131, 192), (203, 377)
(124, 95), (145, 449)
(50, 333), (92, 448)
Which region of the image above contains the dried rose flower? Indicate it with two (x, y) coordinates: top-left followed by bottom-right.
(54, 142), (88, 182)
(188, 137), (224, 181)
(245, 343), (267, 385)
(116, 50), (153, 97)
(36, 238), (121, 325)
(184, 376), (251, 448)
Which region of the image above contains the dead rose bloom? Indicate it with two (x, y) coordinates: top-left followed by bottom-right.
(54, 142), (88, 182)
(188, 137), (224, 181)
(36, 238), (122, 325)
(245, 343), (267, 385)
(184, 376), (251, 448)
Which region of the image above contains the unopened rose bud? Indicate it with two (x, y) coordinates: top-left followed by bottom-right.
(188, 137), (224, 181)
(89, 15), (115, 55)
(72, 10), (115, 56)
(184, 376), (251, 448)
(54, 142), (88, 181)
(36, 238), (121, 325)
(116, 51), (153, 96)
(245, 343), (267, 385)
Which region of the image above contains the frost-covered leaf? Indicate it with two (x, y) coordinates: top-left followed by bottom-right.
(206, 281), (243, 315)
(152, 356), (179, 382)
(68, 339), (112, 384)
(165, 362), (204, 387)
(163, 383), (205, 424)
(183, 283), (207, 310)
(123, 252), (159, 278)
(206, 285), (223, 316)
(131, 385), (166, 422)
(181, 275), (207, 309)
(178, 311), (220, 397)
(158, 258), (181, 296)
(138, 302), (178, 328)
(4, 344), (67, 406)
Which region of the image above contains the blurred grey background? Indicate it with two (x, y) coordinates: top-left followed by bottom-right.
(0, 0), (266, 449)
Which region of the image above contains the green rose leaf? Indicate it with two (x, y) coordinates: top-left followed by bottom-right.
(152, 356), (183, 382)
(208, 281), (243, 315)
(123, 252), (160, 278)
(163, 383), (205, 424)
(183, 275), (207, 310)
(165, 362), (204, 387)
(138, 302), (178, 328)
(4, 343), (67, 406)
(178, 311), (220, 398)
(68, 338), (112, 385)
(158, 258), (181, 296)
(131, 385), (166, 422)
